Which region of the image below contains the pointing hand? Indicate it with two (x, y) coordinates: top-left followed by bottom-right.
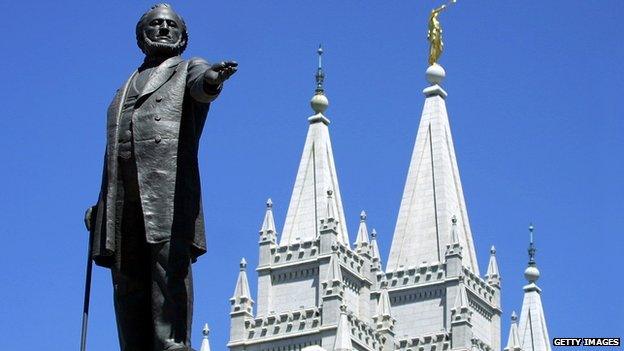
(204, 61), (238, 86)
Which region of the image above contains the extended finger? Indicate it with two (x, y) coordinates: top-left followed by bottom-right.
(227, 67), (238, 77)
(211, 61), (227, 70)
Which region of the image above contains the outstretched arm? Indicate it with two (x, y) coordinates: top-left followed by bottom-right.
(432, 0), (456, 15)
(188, 58), (238, 103)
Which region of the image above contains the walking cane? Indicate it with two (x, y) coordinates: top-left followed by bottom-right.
(80, 207), (95, 351)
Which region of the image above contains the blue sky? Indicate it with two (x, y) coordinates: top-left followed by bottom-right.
(1, 1), (622, 349)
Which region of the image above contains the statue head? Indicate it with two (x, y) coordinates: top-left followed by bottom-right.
(136, 4), (188, 58)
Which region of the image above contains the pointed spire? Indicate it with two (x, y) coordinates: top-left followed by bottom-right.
(375, 288), (393, 318)
(259, 198), (277, 241)
(281, 47), (348, 247)
(486, 245), (501, 287)
(370, 228), (383, 273)
(387, 65), (479, 274)
(453, 283), (469, 310)
(374, 287), (396, 349)
(370, 228), (381, 261)
(200, 323), (211, 351)
(445, 216), (463, 259)
(334, 305), (352, 351)
(232, 258), (252, 301)
(354, 210), (370, 249)
(504, 312), (521, 351)
(450, 215), (459, 243)
(326, 246), (343, 283)
(451, 281), (472, 328)
(326, 190), (337, 222)
(518, 224), (551, 351)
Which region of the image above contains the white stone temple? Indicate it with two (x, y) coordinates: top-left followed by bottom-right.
(217, 47), (551, 351)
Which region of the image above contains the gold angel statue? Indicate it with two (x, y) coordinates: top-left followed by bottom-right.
(428, 0), (456, 65)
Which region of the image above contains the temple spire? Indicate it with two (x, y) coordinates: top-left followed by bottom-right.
(518, 224), (551, 351)
(280, 47), (349, 247)
(231, 258), (252, 304)
(259, 198), (277, 240)
(200, 323), (211, 351)
(451, 215), (459, 244)
(375, 288), (393, 318)
(370, 229), (382, 263)
(504, 312), (522, 351)
(326, 246), (343, 283)
(387, 64), (480, 274)
(334, 305), (352, 351)
(486, 245), (501, 287)
(354, 210), (370, 251)
(453, 282), (469, 310)
(229, 258), (253, 342)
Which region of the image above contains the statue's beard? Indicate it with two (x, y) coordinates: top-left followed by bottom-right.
(140, 33), (183, 58)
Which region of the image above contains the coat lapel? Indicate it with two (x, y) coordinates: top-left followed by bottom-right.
(139, 56), (184, 100)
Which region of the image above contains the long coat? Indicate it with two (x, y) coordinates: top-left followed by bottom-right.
(91, 56), (219, 268)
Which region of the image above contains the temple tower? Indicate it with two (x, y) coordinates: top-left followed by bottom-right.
(516, 225), (551, 351)
(378, 63), (501, 351)
(227, 47), (386, 351)
(224, 44), (554, 351)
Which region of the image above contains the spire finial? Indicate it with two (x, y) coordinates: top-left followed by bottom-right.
(371, 228), (377, 239)
(511, 311), (518, 322)
(240, 257), (247, 271)
(200, 323), (211, 351)
(360, 210), (367, 221)
(490, 245), (496, 255)
(528, 223), (536, 266)
(315, 44), (325, 94)
(524, 223), (541, 283)
(266, 198), (273, 209)
(310, 45), (329, 115)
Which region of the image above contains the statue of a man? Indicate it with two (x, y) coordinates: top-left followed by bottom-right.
(85, 4), (237, 350)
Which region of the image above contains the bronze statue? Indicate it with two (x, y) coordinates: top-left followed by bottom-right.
(84, 4), (237, 350)
(427, 0), (456, 65)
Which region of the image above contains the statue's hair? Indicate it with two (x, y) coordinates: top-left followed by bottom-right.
(136, 3), (189, 55)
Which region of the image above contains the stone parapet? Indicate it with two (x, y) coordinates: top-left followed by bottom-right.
(345, 310), (385, 351)
(470, 336), (494, 351)
(240, 307), (322, 343)
(396, 332), (451, 351)
(266, 239), (320, 269)
(379, 262), (446, 289)
(462, 268), (497, 309)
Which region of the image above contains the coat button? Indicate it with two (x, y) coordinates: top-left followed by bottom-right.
(156, 96), (163, 102)
(155, 136), (161, 143)
(154, 115), (161, 121)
